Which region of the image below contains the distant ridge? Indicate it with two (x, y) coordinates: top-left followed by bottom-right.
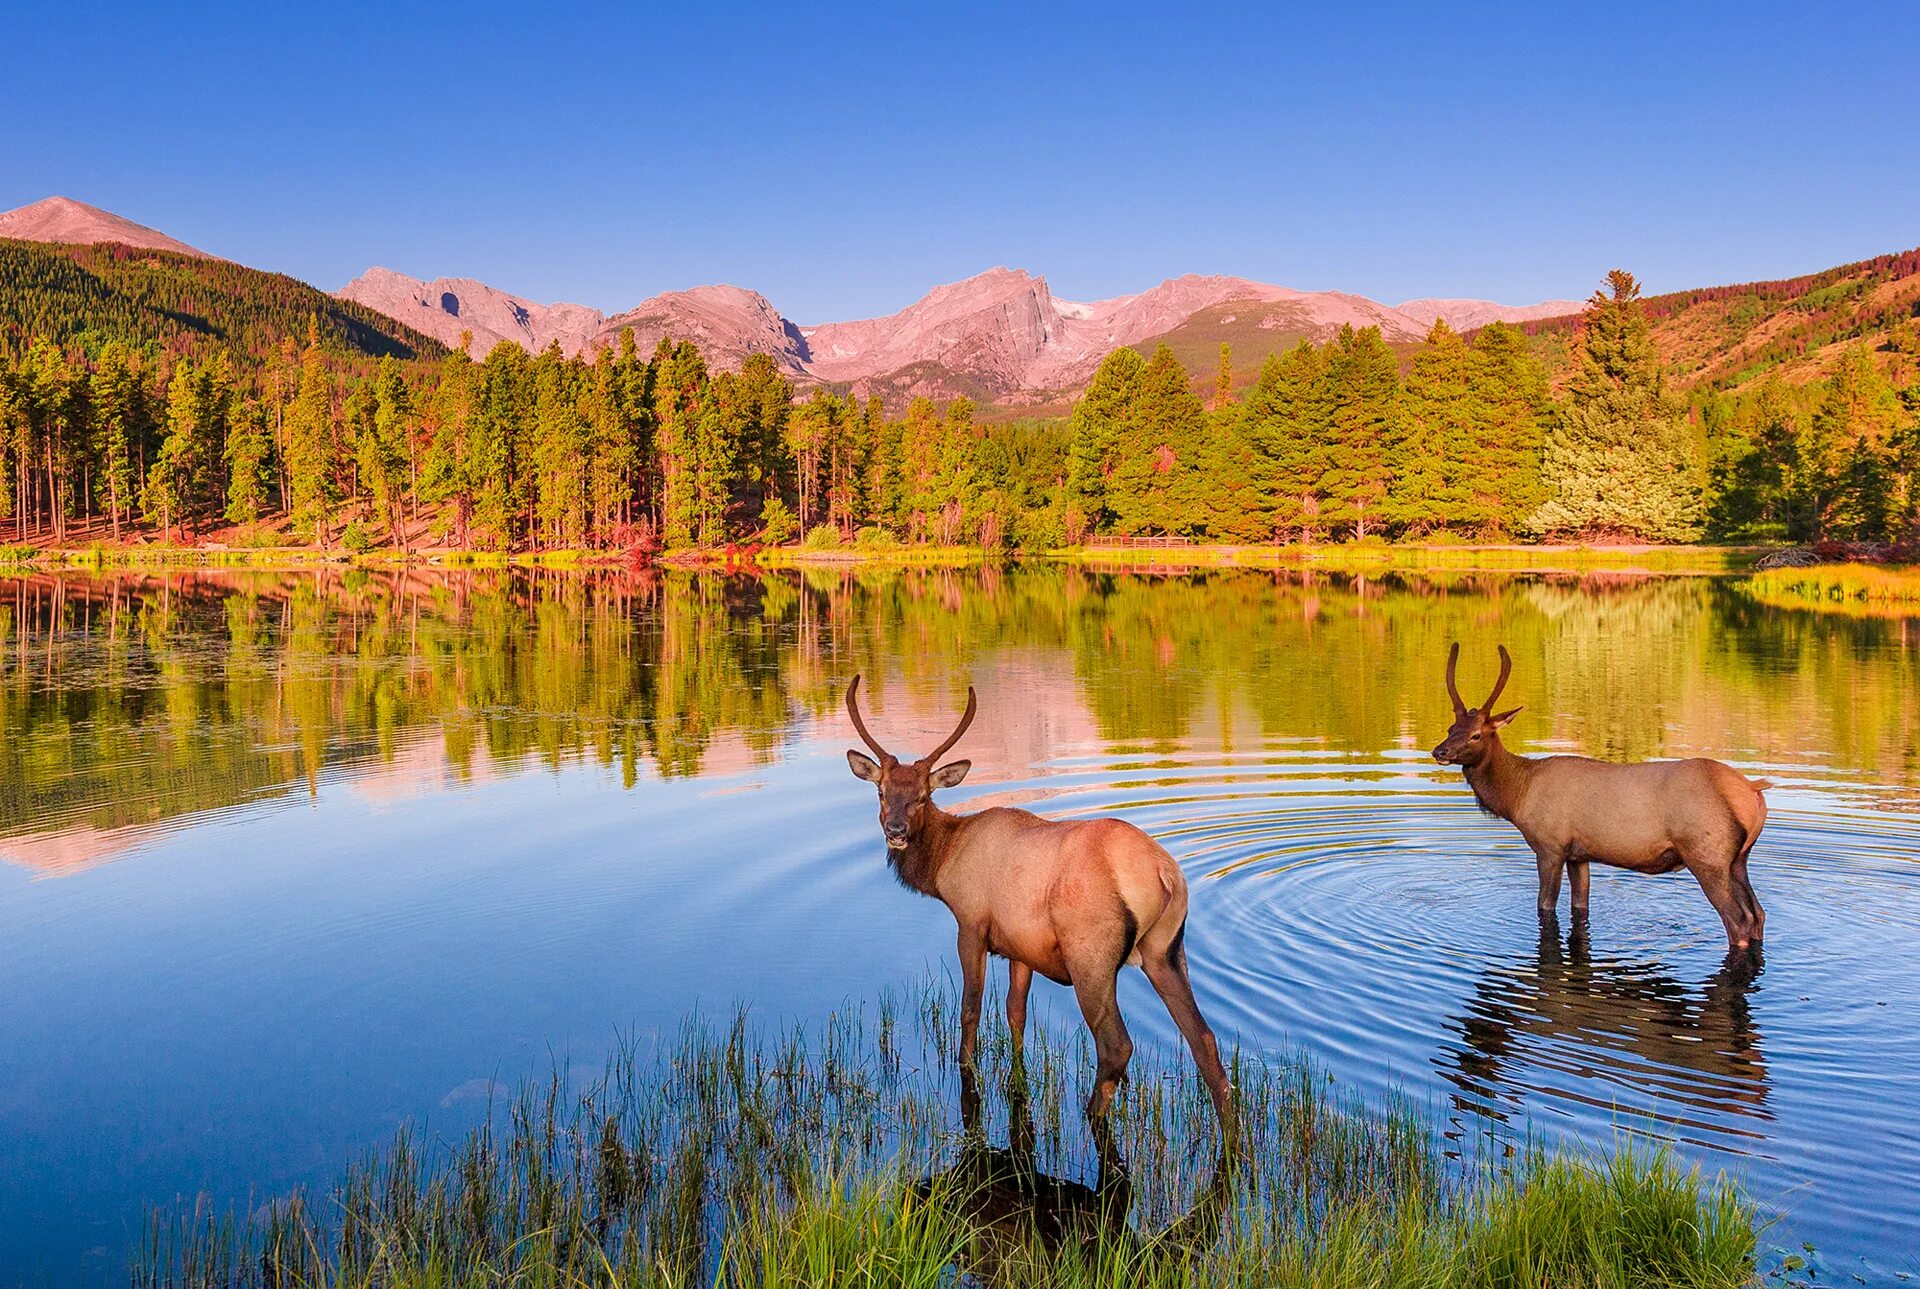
(0, 195), (210, 258)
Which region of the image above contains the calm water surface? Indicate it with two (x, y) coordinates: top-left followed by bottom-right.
(1, 566), (1916, 1283)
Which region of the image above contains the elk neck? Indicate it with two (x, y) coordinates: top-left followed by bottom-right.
(1462, 734), (1532, 822)
(890, 802), (966, 897)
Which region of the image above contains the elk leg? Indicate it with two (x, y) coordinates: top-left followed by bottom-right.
(1141, 933), (1235, 1136)
(1568, 860), (1591, 919)
(1732, 852), (1765, 943)
(1533, 846), (1565, 917)
(1068, 968), (1133, 1123)
(1687, 859), (1752, 950)
(956, 926), (988, 1072)
(1005, 960), (1033, 1067)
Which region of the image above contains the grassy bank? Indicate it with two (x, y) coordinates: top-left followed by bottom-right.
(1742, 562), (1920, 616)
(1054, 543), (1768, 574)
(6, 541), (1775, 576)
(137, 983), (1757, 1288)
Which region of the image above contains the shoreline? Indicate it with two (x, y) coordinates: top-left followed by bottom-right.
(2, 541), (1778, 575)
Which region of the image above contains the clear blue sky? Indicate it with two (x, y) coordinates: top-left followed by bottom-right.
(2, 1), (1915, 321)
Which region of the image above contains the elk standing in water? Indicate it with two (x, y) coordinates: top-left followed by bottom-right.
(844, 675), (1234, 1134)
(1432, 645), (1770, 950)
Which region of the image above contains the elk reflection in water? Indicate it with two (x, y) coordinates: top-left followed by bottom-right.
(915, 1068), (1233, 1285)
(1444, 921), (1768, 1141)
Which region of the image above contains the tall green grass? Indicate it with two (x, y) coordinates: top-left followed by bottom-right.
(135, 983), (1757, 1288)
(1742, 562), (1920, 615)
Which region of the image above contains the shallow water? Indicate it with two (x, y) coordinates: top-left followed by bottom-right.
(0, 566), (1916, 1283)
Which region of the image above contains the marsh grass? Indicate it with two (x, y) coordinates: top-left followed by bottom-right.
(1742, 562), (1920, 615)
(135, 983), (1756, 1288)
(1048, 544), (1763, 574)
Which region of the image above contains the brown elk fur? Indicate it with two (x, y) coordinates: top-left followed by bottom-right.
(1433, 644), (1770, 950)
(845, 675), (1234, 1132)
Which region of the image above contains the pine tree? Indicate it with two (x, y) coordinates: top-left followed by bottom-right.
(224, 400), (275, 525)
(1467, 323), (1549, 534)
(285, 319), (341, 546)
(1533, 271), (1704, 541)
(420, 348), (476, 548)
(90, 342), (149, 541)
(1106, 345), (1208, 536)
(1067, 347), (1145, 535)
(1238, 342), (1329, 542)
(1213, 343), (1234, 411)
(1319, 326), (1399, 539)
(1388, 320), (1473, 536)
(357, 357), (414, 544)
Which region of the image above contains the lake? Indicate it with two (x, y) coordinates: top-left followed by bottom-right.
(1, 564), (1916, 1284)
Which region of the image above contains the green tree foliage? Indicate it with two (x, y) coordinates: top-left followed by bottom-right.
(285, 321), (341, 546)
(224, 399), (275, 526)
(3, 266), (1912, 553)
(1533, 272), (1705, 541)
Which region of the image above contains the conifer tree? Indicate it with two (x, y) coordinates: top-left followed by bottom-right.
(90, 342), (149, 541)
(1388, 320), (1473, 536)
(223, 400), (275, 525)
(1532, 271), (1703, 541)
(1319, 326), (1399, 539)
(1067, 347), (1145, 534)
(285, 319), (341, 547)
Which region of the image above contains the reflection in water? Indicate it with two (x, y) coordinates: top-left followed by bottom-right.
(1445, 922), (1768, 1140)
(5, 564), (1920, 873)
(921, 1068), (1230, 1285)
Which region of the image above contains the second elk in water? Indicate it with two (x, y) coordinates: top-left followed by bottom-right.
(1432, 644), (1771, 950)
(843, 675), (1234, 1136)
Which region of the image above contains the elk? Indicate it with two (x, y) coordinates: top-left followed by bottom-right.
(844, 675), (1233, 1133)
(1432, 644), (1770, 950)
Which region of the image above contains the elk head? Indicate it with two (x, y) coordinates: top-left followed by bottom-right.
(845, 675), (976, 850)
(1432, 643), (1524, 767)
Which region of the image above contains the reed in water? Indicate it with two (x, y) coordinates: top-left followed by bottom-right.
(137, 980), (1756, 1288)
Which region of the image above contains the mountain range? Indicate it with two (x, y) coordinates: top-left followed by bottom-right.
(336, 262), (1581, 403)
(8, 195), (1914, 403)
(0, 198), (1582, 400)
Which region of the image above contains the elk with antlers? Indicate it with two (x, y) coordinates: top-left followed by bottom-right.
(844, 676), (1234, 1133)
(1433, 645), (1770, 949)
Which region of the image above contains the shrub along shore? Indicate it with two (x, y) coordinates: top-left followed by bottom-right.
(137, 983), (1758, 1288)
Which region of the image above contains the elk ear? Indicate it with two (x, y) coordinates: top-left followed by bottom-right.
(847, 750), (882, 782)
(1489, 707), (1523, 729)
(929, 759), (971, 790)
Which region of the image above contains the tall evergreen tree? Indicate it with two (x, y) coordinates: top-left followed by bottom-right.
(1532, 271), (1704, 541)
(285, 319), (341, 546)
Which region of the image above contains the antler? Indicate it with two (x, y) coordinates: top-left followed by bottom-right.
(845, 674), (891, 762)
(1444, 643), (1466, 716)
(1482, 645), (1514, 715)
(921, 685), (978, 766)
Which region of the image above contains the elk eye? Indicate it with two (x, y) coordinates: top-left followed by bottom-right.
(1469, 733), (1480, 741)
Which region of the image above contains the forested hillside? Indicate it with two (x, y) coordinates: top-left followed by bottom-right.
(0, 238), (443, 368)
(1, 264), (1915, 552)
(1522, 246), (1920, 393)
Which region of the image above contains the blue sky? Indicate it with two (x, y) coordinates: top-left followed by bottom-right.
(2, 2), (1915, 320)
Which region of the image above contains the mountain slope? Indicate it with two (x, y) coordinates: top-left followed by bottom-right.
(0, 239), (444, 362)
(0, 196), (210, 257)
(593, 284), (810, 373)
(1397, 297), (1582, 331)
(338, 268), (604, 355)
(1519, 247), (1920, 389)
